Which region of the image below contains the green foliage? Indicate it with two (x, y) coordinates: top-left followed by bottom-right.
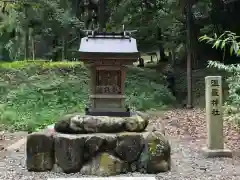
(0, 0), (84, 60)
(200, 31), (240, 127)
(0, 0), (226, 61)
(108, 0), (186, 51)
(199, 31), (240, 59)
(0, 61), (175, 132)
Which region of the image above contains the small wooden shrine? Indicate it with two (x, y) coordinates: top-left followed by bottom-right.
(79, 30), (139, 116)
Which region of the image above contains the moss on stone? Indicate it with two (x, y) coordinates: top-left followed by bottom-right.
(99, 153), (119, 175)
(148, 139), (159, 155)
(124, 115), (148, 132)
(99, 153), (112, 168)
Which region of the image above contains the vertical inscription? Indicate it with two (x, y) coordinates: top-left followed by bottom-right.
(210, 79), (220, 116)
(205, 76), (223, 150)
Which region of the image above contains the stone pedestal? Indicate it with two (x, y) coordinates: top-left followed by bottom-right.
(201, 76), (232, 158)
(26, 113), (171, 175)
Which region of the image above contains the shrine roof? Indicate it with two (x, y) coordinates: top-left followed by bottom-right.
(78, 34), (139, 59)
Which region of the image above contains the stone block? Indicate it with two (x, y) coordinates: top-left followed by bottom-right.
(201, 147), (232, 158)
(83, 134), (117, 161)
(124, 115), (148, 132)
(138, 131), (171, 173)
(54, 133), (85, 173)
(115, 132), (144, 162)
(26, 132), (54, 171)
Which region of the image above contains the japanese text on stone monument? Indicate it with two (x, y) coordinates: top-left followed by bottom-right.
(210, 79), (221, 116)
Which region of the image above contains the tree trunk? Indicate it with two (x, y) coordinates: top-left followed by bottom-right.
(191, 21), (200, 69)
(30, 28), (35, 60)
(98, 0), (108, 31)
(186, 2), (193, 109)
(74, 0), (83, 18)
(211, 0), (224, 32)
(61, 35), (67, 61)
(24, 5), (29, 60)
(157, 27), (166, 62)
(169, 50), (176, 67)
(52, 35), (59, 61)
(24, 29), (29, 60)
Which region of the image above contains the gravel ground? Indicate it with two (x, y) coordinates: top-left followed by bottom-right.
(0, 136), (239, 180)
(0, 131), (28, 151)
(0, 109), (239, 179)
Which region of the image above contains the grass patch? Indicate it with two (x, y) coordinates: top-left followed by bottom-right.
(0, 60), (175, 132)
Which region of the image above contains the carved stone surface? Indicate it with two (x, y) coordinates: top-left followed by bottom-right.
(96, 70), (121, 94)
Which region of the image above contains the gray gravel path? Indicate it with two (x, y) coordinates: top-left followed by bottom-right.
(0, 137), (239, 180)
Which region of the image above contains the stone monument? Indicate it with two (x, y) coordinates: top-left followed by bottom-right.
(201, 76), (232, 157)
(25, 0), (171, 176)
(25, 28), (171, 175)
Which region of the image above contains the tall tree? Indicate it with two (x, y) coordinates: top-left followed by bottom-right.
(186, 1), (194, 108)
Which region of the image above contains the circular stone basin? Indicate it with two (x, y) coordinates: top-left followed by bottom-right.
(54, 112), (150, 134)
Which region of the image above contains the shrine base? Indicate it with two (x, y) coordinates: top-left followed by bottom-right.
(201, 147), (232, 158)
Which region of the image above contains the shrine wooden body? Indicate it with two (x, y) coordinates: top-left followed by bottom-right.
(79, 32), (139, 116)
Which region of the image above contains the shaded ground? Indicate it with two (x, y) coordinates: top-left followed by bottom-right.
(0, 108), (239, 180)
(162, 108), (240, 153)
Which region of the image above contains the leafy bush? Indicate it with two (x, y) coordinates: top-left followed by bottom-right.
(0, 60), (175, 132)
(199, 31), (240, 127)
